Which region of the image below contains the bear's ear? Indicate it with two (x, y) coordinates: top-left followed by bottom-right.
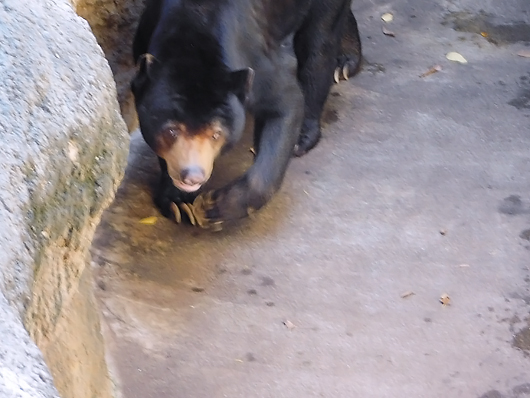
(136, 53), (157, 76)
(230, 68), (254, 104)
(131, 53), (157, 94)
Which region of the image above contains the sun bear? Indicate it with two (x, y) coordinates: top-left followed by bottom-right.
(132, 0), (362, 229)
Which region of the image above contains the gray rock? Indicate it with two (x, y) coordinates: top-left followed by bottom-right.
(0, 0), (129, 397)
(0, 292), (59, 398)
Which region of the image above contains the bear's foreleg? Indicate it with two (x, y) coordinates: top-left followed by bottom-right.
(192, 91), (304, 229)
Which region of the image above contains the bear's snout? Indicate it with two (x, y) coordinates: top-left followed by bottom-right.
(181, 167), (206, 187)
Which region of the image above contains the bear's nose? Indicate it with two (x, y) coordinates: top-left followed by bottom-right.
(180, 167), (206, 186)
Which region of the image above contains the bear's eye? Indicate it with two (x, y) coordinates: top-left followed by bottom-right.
(212, 130), (222, 140)
(159, 127), (179, 149)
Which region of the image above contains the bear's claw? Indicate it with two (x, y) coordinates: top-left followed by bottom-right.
(342, 65), (349, 81)
(170, 202), (182, 224)
(180, 202), (197, 226)
(170, 192), (224, 231)
(333, 65), (351, 84)
(170, 201), (200, 227)
(192, 192), (224, 231)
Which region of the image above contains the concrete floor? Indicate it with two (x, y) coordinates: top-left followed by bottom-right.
(91, 0), (530, 397)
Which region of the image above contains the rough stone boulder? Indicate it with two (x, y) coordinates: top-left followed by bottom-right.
(0, 0), (129, 397)
(73, 0), (146, 132)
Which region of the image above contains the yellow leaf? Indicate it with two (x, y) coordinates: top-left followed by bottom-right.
(381, 13), (393, 22)
(446, 52), (468, 64)
(283, 320), (296, 330)
(419, 64), (442, 78)
(139, 216), (158, 225)
(440, 293), (451, 306)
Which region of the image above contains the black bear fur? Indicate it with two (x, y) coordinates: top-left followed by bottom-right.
(132, 0), (362, 228)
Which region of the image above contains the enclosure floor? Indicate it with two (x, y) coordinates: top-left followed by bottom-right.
(92, 1), (530, 396)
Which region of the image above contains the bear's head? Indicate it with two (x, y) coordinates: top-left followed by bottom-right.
(132, 54), (253, 193)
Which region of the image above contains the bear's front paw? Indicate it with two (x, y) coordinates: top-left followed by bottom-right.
(155, 180), (200, 224)
(169, 201), (202, 226)
(188, 187), (257, 231)
(166, 191), (223, 230)
(187, 191), (225, 231)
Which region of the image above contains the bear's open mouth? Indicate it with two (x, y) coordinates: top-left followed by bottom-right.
(172, 178), (203, 193)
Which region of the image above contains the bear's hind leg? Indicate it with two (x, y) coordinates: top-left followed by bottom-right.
(190, 87), (304, 228)
(335, 8), (362, 82)
(292, 5), (344, 157)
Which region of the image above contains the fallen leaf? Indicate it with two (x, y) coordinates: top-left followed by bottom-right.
(440, 293), (451, 306)
(401, 291), (415, 299)
(139, 216), (158, 225)
(283, 320), (296, 330)
(517, 49), (530, 58)
(480, 32), (488, 38)
(381, 13), (393, 22)
(382, 26), (396, 37)
(446, 52), (468, 64)
(419, 64), (442, 78)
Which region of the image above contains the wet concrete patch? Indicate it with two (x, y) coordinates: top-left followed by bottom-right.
(508, 75), (530, 111)
(444, 12), (530, 44)
(499, 195), (527, 215)
(512, 383), (530, 395)
(321, 108), (339, 125)
(512, 320), (530, 357)
(479, 383), (530, 398)
(260, 276), (275, 287)
(520, 230), (530, 241)
(245, 353), (256, 362)
(509, 293), (530, 306)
